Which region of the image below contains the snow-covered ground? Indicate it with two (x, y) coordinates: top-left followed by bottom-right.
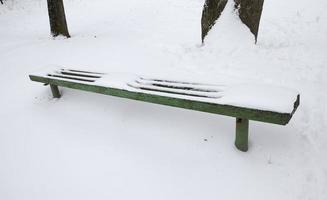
(0, 0), (326, 199)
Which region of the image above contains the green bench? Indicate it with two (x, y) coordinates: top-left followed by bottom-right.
(29, 67), (300, 152)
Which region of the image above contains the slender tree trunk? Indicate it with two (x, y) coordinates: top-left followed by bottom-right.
(234, 0), (264, 43)
(201, 0), (228, 43)
(47, 0), (70, 38)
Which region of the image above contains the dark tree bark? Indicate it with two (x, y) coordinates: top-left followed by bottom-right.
(47, 0), (70, 38)
(201, 0), (228, 43)
(201, 0), (264, 44)
(234, 0), (264, 43)
(0, 0), (4, 5)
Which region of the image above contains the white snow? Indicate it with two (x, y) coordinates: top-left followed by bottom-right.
(1, 0), (327, 200)
(219, 84), (299, 113)
(32, 67), (299, 113)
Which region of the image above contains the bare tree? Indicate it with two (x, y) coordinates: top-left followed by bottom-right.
(47, 0), (70, 38)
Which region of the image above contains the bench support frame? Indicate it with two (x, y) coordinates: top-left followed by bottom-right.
(235, 118), (249, 152)
(28, 71), (299, 153)
(50, 84), (61, 98)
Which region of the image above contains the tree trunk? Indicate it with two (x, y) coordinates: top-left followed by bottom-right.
(201, 0), (264, 44)
(201, 0), (228, 43)
(47, 0), (70, 38)
(234, 0), (264, 43)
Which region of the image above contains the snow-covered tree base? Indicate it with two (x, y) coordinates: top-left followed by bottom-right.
(201, 0), (264, 43)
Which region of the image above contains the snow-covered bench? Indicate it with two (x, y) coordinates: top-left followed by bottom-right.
(29, 67), (300, 152)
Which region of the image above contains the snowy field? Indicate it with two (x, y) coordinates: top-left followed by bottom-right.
(0, 0), (326, 199)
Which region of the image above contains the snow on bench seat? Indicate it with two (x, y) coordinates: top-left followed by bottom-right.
(29, 67), (300, 125)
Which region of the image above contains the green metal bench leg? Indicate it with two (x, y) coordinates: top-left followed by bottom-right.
(235, 118), (249, 152)
(50, 84), (61, 98)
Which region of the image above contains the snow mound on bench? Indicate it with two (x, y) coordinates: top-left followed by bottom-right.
(219, 84), (299, 113)
(32, 66), (299, 114)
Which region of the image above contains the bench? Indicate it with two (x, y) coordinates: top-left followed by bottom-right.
(29, 67), (300, 152)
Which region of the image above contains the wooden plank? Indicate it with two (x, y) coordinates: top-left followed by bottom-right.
(29, 74), (299, 125)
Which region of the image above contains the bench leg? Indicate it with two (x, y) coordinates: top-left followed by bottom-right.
(50, 84), (61, 98)
(235, 118), (249, 152)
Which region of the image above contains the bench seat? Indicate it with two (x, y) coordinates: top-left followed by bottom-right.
(29, 67), (300, 152)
